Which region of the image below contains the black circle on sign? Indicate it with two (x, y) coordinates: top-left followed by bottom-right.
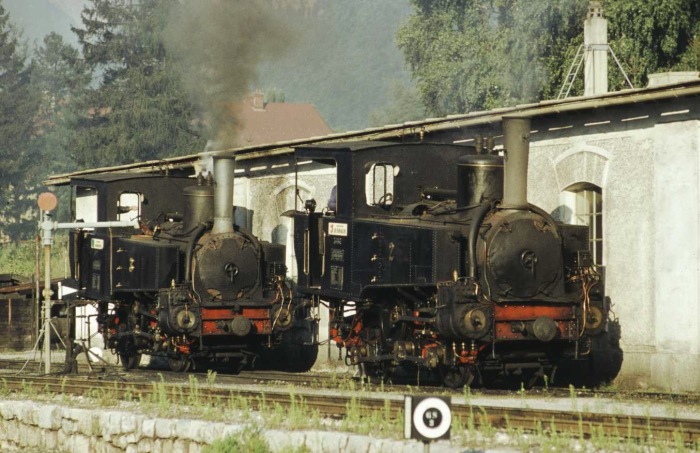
(423, 408), (442, 428)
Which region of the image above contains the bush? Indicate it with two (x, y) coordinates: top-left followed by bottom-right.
(0, 235), (69, 279)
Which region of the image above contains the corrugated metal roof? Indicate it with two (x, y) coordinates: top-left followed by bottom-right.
(45, 79), (700, 186)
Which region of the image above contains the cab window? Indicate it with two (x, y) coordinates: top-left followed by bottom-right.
(117, 192), (142, 221)
(365, 163), (398, 207)
(75, 186), (98, 223)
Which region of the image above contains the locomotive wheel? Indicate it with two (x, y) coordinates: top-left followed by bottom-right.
(588, 319), (624, 385)
(168, 355), (192, 372)
(119, 352), (141, 370)
(556, 319), (623, 388)
(440, 365), (474, 389)
(280, 328), (319, 372)
(117, 336), (141, 370)
(228, 358), (246, 374)
(360, 362), (396, 384)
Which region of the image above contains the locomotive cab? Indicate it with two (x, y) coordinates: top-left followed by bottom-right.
(293, 141), (471, 296)
(68, 174), (195, 300)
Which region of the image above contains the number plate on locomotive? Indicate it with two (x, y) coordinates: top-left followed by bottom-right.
(328, 222), (348, 237)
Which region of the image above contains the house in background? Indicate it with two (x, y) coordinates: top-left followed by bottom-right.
(232, 90), (332, 146)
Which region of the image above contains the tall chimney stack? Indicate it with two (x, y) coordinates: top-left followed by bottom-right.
(211, 155), (236, 234)
(584, 1), (608, 96)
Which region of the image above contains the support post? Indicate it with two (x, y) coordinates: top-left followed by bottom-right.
(41, 212), (54, 374)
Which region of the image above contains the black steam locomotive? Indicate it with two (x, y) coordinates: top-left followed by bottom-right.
(65, 157), (317, 372)
(293, 117), (622, 388)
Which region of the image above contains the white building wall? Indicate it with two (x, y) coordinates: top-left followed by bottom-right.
(650, 121), (700, 391)
(528, 120), (700, 391)
(237, 168), (337, 364)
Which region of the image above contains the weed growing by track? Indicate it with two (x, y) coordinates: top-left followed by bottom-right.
(203, 427), (270, 453)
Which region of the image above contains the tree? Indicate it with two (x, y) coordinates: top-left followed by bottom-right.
(397, 0), (700, 116)
(368, 81), (426, 127)
(0, 2), (41, 242)
(257, 1), (413, 131)
(604, 0), (700, 89)
(68, 0), (204, 169)
(397, 0), (586, 116)
(31, 32), (91, 174)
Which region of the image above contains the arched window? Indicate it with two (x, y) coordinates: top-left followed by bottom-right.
(274, 184), (312, 282)
(564, 183), (603, 265)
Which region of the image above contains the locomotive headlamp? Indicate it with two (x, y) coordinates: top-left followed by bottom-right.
(464, 308), (489, 337)
(586, 305), (605, 332)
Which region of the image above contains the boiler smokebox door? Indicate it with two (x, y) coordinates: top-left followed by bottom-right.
(195, 233), (260, 302)
(487, 216), (562, 299)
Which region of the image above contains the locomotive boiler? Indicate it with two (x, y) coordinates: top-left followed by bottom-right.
(66, 156), (318, 372)
(293, 117), (622, 388)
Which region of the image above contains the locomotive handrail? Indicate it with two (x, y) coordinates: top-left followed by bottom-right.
(320, 230), (326, 277)
(303, 229), (310, 276)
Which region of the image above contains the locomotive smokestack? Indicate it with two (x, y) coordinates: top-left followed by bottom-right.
(212, 155), (236, 234)
(502, 117), (531, 208)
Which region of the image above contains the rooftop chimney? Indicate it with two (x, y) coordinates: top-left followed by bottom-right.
(584, 1), (608, 95)
(252, 89), (265, 111)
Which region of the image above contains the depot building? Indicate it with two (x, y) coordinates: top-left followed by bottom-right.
(45, 73), (700, 392)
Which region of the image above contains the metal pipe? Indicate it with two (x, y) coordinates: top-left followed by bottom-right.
(38, 215), (139, 374)
(502, 117), (531, 207)
(212, 155), (236, 235)
(185, 224), (207, 282)
(48, 220), (139, 230)
(43, 241), (51, 374)
(468, 202), (492, 278)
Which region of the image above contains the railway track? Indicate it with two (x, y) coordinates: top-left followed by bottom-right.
(0, 370), (697, 447)
(0, 358), (347, 384)
(2, 357), (699, 406)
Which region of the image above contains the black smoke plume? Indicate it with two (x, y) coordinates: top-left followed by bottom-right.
(164, 1), (292, 150)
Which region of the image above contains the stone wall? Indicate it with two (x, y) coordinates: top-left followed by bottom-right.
(0, 399), (454, 453)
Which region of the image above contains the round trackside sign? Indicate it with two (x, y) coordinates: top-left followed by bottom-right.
(38, 192), (58, 212)
(404, 395), (451, 442)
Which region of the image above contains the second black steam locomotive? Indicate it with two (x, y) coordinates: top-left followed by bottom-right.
(293, 117), (622, 388)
